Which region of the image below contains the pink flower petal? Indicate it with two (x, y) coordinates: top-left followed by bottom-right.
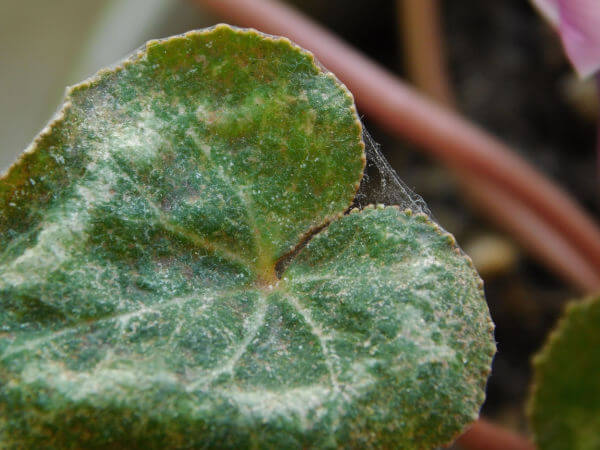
(557, 0), (600, 77)
(532, 0), (600, 77)
(531, 0), (559, 25)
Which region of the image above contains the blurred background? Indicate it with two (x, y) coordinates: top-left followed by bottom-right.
(2, 0), (599, 441)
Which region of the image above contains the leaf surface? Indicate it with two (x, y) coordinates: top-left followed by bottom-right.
(529, 295), (600, 450)
(0, 25), (494, 449)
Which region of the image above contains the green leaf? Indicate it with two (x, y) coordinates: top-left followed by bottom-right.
(0, 25), (495, 448)
(528, 295), (600, 450)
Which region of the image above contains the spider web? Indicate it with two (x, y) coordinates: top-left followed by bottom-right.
(353, 128), (431, 217)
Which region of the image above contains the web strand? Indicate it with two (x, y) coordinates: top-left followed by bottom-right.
(354, 128), (431, 217)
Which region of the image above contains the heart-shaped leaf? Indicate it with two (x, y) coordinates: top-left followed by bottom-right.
(528, 295), (600, 450)
(0, 25), (495, 448)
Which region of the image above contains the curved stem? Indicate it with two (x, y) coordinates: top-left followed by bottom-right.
(465, 175), (600, 291)
(394, 0), (600, 291)
(457, 419), (536, 450)
(397, 0), (455, 107)
(193, 0), (600, 285)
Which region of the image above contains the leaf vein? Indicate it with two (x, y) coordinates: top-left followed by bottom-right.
(1, 288), (244, 360)
(188, 292), (268, 389)
(286, 293), (341, 394)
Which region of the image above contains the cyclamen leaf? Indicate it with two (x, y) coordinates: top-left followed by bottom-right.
(0, 25), (495, 449)
(528, 295), (600, 450)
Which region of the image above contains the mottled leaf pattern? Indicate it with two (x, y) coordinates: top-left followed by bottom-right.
(0, 25), (494, 449)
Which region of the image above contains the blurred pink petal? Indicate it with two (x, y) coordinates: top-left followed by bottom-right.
(531, 0), (559, 25)
(532, 0), (600, 77)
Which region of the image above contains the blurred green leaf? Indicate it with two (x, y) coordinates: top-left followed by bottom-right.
(529, 295), (600, 450)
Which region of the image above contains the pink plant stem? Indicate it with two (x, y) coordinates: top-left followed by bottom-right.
(465, 175), (600, 290)
(395, 0), (600, 291)
(397, 0), (456, 107)
(194, 0), (600, 281)
(457, 419), (536, 450)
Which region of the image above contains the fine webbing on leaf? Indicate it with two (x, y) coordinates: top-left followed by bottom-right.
(277, 128), (432, 278)
(354, 129), (431, 216)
